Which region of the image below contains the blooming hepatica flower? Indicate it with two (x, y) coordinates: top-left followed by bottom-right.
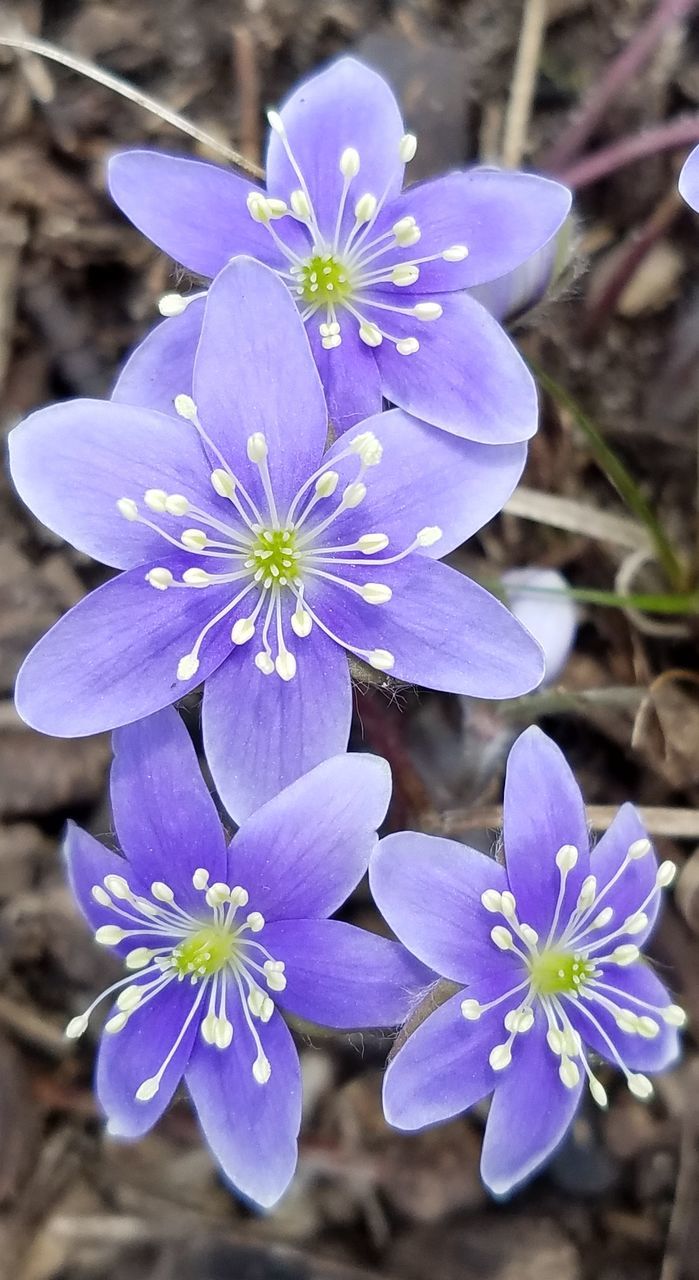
(679, 144), (699, 212)
(370, 726), (684, 1197)
(108, 56), (571, 439)
(10, 257), (543, 822)
(64, 707), (429, 1208)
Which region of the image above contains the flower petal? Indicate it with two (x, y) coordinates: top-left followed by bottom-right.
(63, 822), (140, 943)
(225, 752), (390, 919)
(8, 399), (215, 570)
(307, 320), (383, 436)
(589, 803), (660, 943)
(110, 708), (227, 910)
(370, 832), (521, 985)
(383, 981), (523, 1131)
(382, 169), (571, 293)
(309, 558), (545, 698)
(112, 299), (204, 414)
(480, 1009), (583, 1196)
(108, 150), (277, 278)
(185, 1004), (301, 1208)
(202, 629), (352, 825)
(679, 144), (699, 213)
(501, 566), (578, 688)
(266, 57), (405, 241)
(15, 561), (232, 736)
(503, 727), (591, 936)
(263, 919), (431, 1028)
(567, 962), (681, 1074)
(193, 258), (328, 510)
(371, 291), (537, 442)
(470, 232), (564, 323)
(97, 976), (202, 1138)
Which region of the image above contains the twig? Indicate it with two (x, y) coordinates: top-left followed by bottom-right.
(425, 804), (699, 839)
(556, 113), (699, 189)
(583, 185), (683, 334)
(232, 24), (262, 167)
(499, 685), (647, 720)
(544, 0), (699, 171)
(505, 486), (652, 550)
(502, 0), (548, 167)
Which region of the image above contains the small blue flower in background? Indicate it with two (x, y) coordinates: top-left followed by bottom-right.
(64, 707), (428, 1208)
(501, 565), (578, 687)
(10, 256), (544, 822)
(679, 144), (699, 212)
(108, 57), (571, 439)
(370, 725), (684, 1197)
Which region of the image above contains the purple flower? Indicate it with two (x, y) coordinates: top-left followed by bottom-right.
(370, 726), (684, 1197)
(10, 257), (543, 822)
(64, 707), (428, 1208)
(108, 57), (571, 440)
(471, 219), (571, 324)
(679, 144), (699, 212)
(501, 565), (578, 687)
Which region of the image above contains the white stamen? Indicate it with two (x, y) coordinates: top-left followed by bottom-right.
(146, 567), (174, 590)
(481, 890), (503, 913)
(95, 925), (126, 945)
(247, 432), (268, 463)
(399, 133), (417, 162)
(489, 1043), (512, 1071)
(396, 337), (419, 355)
(290, 188), (311, 219)
(255, 652), (275, 675)
(559, 1058), (580, 1088)
(158, 293), (188, 317)
(144, 489), (168, 512)
(211, 469), (235, 498)
(391, 264), (420, 287)
(609, 944), (640, 966)
(368, 649), (394, 671)
(65, 1014), (89, 1039)
(392, 216), (421, 247)
(556, 844), (579, 872)
(117, 498), (138, 521)
(176, 654), (200, 682)
(360, 583), (392, 604)
(354, 193), (377, 223)
(656, 861), (677, 887)
(231, 617), (256, 645)
(359, 322), (383, 347)
(628, 1073), (653, 1099)
(442, 244), (469, 261)
(174, 394), (198, 421)
(416, 526), (443, 547)
(461, 999), (481, 1020)
(315, 470), (339, 497)
(628, 837), (652, 860)
(275, 650), (297, 681)
(343, 481), (367, 508)
(491, 926), (514, 951)
(181, 528), (208, 551)
(413, 302), (443, 321)
(165, 493), (190, 516)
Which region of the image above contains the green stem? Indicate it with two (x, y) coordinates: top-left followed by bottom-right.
(493, 580), (699, 616)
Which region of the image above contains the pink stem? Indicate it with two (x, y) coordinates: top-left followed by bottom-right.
(556, 114), (699, 189)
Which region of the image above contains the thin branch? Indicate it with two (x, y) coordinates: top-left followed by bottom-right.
(425, 804), (699, 839)
(505, 485), (652, 550)
(502, 0), (548, 167)
(556, 113), (699, 189)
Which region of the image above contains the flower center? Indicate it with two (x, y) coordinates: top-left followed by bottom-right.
(250, 526), (299, 586)
(296, 252), (354, 306)
(172, 925), (235, 979)
(528, 949), (595, 997)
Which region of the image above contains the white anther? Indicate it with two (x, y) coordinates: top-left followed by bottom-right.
(461, 999), (482, 1021)
(247, 192), (272, 222)
(151, 881), (174, 903)
(491, 926), (513, 951)
(181, 528), (208, 551)
(125, 947), (154, 970)
(267, 109), (285, 135)
(319, 320), (341, 337)
(354, 192), (377, 222)
(499, 891), (517, 919)
(396, 337), (420, 355)
(578, 875), (597, 910)
(413, 301), (443, 321)
(489, 1044), (512, 1071)
(255, 652), (275, 675)
(174, 394), (198, 421)
(146, 567), (174, 591)
(245, 911), (265, 933)
(291, 607), (313, 638)
(351, 431), (383, 467)
(481, 890), (503, 913)
(359, 322), (383, 347)
(589, 1077), (608, 1108)
(182, 567), (210, 586)
(615, 1010), (638, 1034)
(116, 985), (143, 1012)
(520, 924), (539, 947)
(158, 292), (188, 317)
(657, 860), (677, 888)
(211, 469), (235, 498)
(547, 1028), (563, 1055)
(177, 654), (200, 682)
(266, 969), (287, 992)
(637, 1016), (660, 1039)
(105, 1012), (129, 1034)
(416, 526), (442, 548)
(399, 133), (417, 163)
(206, 882), (231, 907)
(563, 1027), (582, 1057)
(290, 188), (311, 219)
(663, 1004), (687, 1027)
(340, 146), (360, 178)
(315, 470), (339, 497)
(322, 333), (342, 350)
(91, 886), (111, 907)
(368, 649), (395, 671)
(230, 886), (249, 907)
(192, 868), (210, 890)
(390, 264), (420, 287)
(361, 583), (392, 604)
(136, 1077), (160, 1102)
(165, 493), (191, 516)
(95, 925), (126, 946)
(144, 488), (168, 512)
(628, 1073), (653, 1100)
(357, 533), (389, 554)
(610, 944), (640, 966)
(247, 432), (268, 463)
(343, 481), (367, 508)
(117, 498), (138, 521)
(624, 911), (649, 935)
(559, 1059), (580, 1089)
(393, 216), (421, 247)
(592, 906), (613, 929)
(231, 617), (255, 645)
(265, 197), (288, 217)
(275, 651), (297, 682)
(442, 244), (469, 262)
(253, 1054), (272, 1084)
(215, 1018), (234, 1049)
(104, 874), (130, 899)
(65, 1014), (89, 1039)
(556, 844), (579, 872)
(505, 1007), (534, 1033)
(201, 1011), (218, 1044)
(628, 837), (651, 860)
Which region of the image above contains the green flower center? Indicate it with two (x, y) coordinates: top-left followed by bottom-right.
(528, 949), (595, 996)
(251, 527), (300, 586)
(172, 926), (236, 980)
(299, 253), (354, 306)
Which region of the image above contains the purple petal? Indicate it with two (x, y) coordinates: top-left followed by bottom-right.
(307, 321), (383, 436)
(310, 558), (545, 698)
(225, 752), (391, 920)
(112, 299), (204, 414)
(370, 832), (522, 985)
(193, 258), (328, 510)
(382, 169), (571, 293)
(470, 232), (565, 323)
(501, 566), (578, 688)
(503, 727), (591, 936)
(370, 291), (537, 442)
(15, 561), (232, 736)
(263, 919), (431, 1028)
(9, 399), (215, 570)
(108, 150), (277, 278)
(110, 709), (227, 910)
(320, 409), (527, 559)
(383, 980), (523, 1131)
(480, 1010), (583, 1196)
(185, 1003), (301, 1208)
(203, 628), (352, 824)
(589, 804), (660, 943)
(679, 144), (699, 213)
(566, 963), (680, 1074)
(97, 976), (202, 1138)
(266, 57), (405, 242)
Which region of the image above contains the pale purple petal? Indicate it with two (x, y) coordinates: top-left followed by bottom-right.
(112, 299), (204, 414)
(266, 57), (405, 241)
(193, 258), (328, 510)
(307, 321), (383, 435)
(108, 151), (278, 278)
(589, 804), (660, 942)
(225, 752), (390, 920)
(8, 399), (214, 570)
(202, 628), (352, 825)
(370, 292), (537, 442)
(470, 232), (565, 323)
(503, 727), (590, 935)
(185, 1003), (301, 1208)
(679, 145), (699, 213)
(63, 822), (146, 945)
(263, 919), (431, 1028)
(480, 1009), (583, 1196)
(110, 709), (227, 909)
(501, 566), (578, 687)
(566, 963), (680, 1074)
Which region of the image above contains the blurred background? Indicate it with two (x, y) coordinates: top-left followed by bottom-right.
(1, 1), (699, 1277)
